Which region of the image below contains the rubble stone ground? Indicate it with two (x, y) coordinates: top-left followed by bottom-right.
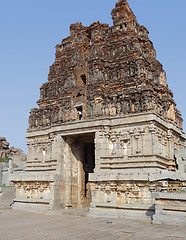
(0, 209), (185, 240)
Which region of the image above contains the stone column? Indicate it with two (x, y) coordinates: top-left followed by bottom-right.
(94, 131), (102, 172)
(63, 137), (74, 208)
(56, 135), (64, 173)
(53, 135), (65, 210)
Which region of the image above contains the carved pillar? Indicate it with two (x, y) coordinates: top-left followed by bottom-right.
(94, 131), (102, 172)
(110, 134), (117, 155)
(140, 132), (145, 155)
(104, 130), (110, 156)
(149, 123), (156, 155)
(55, 135), (64, 173)
(129, 130), (135, 155)
(167, 131), (174, 160)
(63, 137), (74, 208)
(120, 136), (130, 159)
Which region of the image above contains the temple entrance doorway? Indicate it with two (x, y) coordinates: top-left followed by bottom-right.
(63, 133), (95, 208)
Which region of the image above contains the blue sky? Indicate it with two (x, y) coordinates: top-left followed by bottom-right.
(0, 0), (185, 153)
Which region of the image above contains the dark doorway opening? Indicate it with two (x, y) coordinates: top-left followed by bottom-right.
(83, 142), (95, 198)
(65, 133), (95, 208)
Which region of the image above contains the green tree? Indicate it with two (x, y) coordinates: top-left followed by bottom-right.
(0, 156), (12, 163)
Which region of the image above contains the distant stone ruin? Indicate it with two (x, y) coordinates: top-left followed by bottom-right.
(0, 137), (26, 186)
(11, 0), (186, 225)
(0, 137), (24, 159)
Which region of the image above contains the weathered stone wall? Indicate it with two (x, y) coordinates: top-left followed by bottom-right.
(0, 161), (12, 186)
(175, 150), (186, 174)
(12, 181), (54, 211)
(11, 170), (65, 211)
(94, 122), (185, 173)
(0, 160), (26, 187)
(90, 180), (155, 219)
(90, 180), (186, 219)
(0, 137), (26, 187)
(0, 187), (15, 209)
(12, 112), (186, 213)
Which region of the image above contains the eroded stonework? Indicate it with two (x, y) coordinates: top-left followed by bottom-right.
(11, 0), (186, 223)
(28, 0), (182, 130)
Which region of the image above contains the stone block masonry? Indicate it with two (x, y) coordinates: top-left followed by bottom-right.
(0, 187), (15, 209)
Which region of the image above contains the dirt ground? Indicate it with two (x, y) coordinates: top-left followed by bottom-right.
(0, 209), (185, 240)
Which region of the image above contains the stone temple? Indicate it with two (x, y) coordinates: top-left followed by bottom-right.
(11, 0), (186, 223)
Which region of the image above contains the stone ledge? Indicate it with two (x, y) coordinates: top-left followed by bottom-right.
(152, 192), (186, 226)
(90, 203), (155, 220)
(12, 202), (52, 211)
(149, 171), (186, 182)
(11, 172), (56, 182)
(89, 172), (149, 181)
(93, 203), (154, 211)
(13, 200), (50, 204)
(152, 192), (186, 200)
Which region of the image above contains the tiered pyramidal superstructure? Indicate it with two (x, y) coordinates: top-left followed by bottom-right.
(29, 0), (182, 131)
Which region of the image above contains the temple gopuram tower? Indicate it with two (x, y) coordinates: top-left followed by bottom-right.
(12, 0), (186, 222)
